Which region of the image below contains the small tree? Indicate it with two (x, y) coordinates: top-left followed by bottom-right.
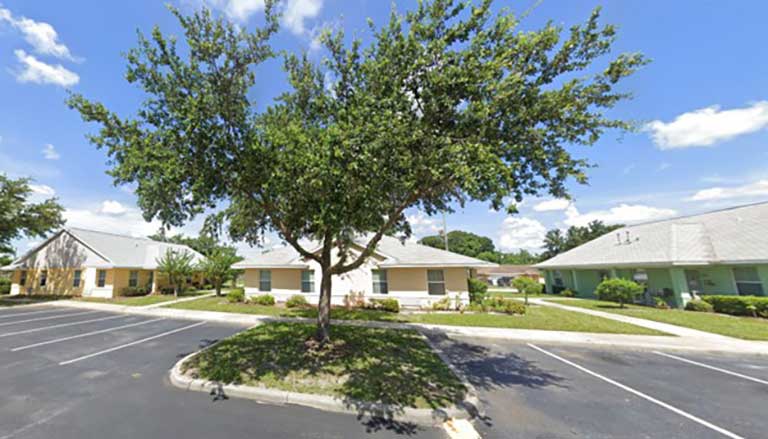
(197, 248), (242, 296)
(467, 277), (488, 304)
(156, 249), (195, 298)
(595, 278), (643, 308)
(513, 276), (543, 306)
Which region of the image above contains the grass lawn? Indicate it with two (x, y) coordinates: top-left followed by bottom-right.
(182, 322), (465, 411)
(167, 297), (667, 335)
(546, 298), (768, 341)
(0, 294), (69, 307)
(76, 290), (211, 307)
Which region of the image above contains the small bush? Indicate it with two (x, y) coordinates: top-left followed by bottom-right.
(431, 296), (453, 311)
(560, 289), (576, 298)
(685, 300), (713, 313)
(120, 287), (148, 297)
(367, 298), (400, 313)
(595, 278), (643, 308)
(467, 278), (488, 303)
(343, 291), (365, 309)
(286, 294), (308, 308)
(0, 277), (11, 295)
(477, 295), (526, 315)
(250, 294), (275, 306)
(227, 288), (245, 303)
(512, 276), (543, 296)
(160, 286), (176, 295)
(702, 295), (768, 317)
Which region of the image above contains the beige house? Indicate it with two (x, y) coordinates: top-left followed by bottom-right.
(233, 236), (495, 308)
(2, 228), (205, 298)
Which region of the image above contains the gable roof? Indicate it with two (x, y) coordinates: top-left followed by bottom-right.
(536, 201), (768, 269)
(4, 228), (205, 270)
(233, 235), (495, 269)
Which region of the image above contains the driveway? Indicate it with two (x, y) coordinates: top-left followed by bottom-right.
(0, 305), (445, 439)
(428, 333), (768, 439)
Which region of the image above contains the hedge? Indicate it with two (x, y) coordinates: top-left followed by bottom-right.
(684, 300), (713, 313)
(120, 287), (150, 297)
(0, 278), (10, 295)
(701, 295), (768, 317)
(366, 298), (400, 313)
(250, 294), (275, 306)
(227, 288), (245, 303)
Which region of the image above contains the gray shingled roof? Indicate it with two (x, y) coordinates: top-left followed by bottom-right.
(233, 235), (494, 269)
(6, 228), (205, 270)
(536, 201), (768, 269)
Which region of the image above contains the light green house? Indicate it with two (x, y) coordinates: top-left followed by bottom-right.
(535, 202), (768, 308)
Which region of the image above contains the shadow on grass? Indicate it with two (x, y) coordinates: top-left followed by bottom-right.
(184, 322), (465, 435)
(283, 306), (407, 323)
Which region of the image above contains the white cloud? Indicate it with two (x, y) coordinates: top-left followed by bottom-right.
(658, 162), (671, 171)
(533, 198), (571, 212)
(646, 101), (768, 149)
(0, 7), (76, 60)
(29, 184), (55, 197)
(201, 0), (265, 22)
(14, 50), (79, 87)
(99, 200), (129, 216)
(498, 217), (547, 252)
(282, 0), (323, 35)
(41, 143), (60, 160)
(564, 203), (676, 227)
(407, 212), (442, 236)
(689, 180), (768, 201)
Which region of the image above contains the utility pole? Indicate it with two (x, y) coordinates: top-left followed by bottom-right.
(442, 212), (449, 251)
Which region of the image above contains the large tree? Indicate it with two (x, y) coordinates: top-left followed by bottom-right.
(419, 230), (494, 257)
(68, 1), (645, 342)
(0, 174), (64, 261)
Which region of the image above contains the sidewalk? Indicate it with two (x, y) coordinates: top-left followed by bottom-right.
(48, 299), (768, 355)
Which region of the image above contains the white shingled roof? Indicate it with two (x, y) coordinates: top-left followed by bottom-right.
(536, 201), (768, 269)
(233, 235), (495, 269)
(5, 228), (205, 270)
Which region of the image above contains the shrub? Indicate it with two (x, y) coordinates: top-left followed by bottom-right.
(0, 277), (10, 295)
(685, 300), (713, 313)
(250, 294), (275, 306)
(343, 291), (365, 309)
(286, 294), (308, 308)
(512, 276), (543, 296)
(467, 278), (488, 303)
(654, 297), (670, 309)
(560, 289), (576, 298)
(431, 296), (453, 311)
(367, 298), (400, 313)
(477, 295), (526, 315)
(120, 286), (148, 297)
(160, 286), (176, 295)
(226, 288), (245, 303)
(595, 278), (643, 308)
(701, 295), (768, 317)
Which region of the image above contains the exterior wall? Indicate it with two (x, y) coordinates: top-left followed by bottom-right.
(243, 265), (471, 308)
(9, 268), (86, 296)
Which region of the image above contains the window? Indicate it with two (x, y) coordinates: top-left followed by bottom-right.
(427, 269), (446, 295)
(97, 270), (107, 288)
(39, 270), (47, 287)
(733, 267), (765, 296)
(685, 270), (701, 293)
(73, 270), (82, 288)
(19, 271), (27, 287)
(553, 270), (564, 287)
(301, 270), (315, 293)
(259, 270), (271, 292)
(372, 269), (388, 294)
(129, 270), (139, 288)
(148, 271), (154, 287)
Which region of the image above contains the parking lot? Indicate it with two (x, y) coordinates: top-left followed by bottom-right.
(0, 305), (444, 439)
(429, 334), (768, 439)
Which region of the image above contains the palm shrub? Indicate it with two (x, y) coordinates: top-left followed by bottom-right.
(156, 248), (195, 298)
(197, 248), (242, 297)
(513, 276), (543, 306)
(595, 278), (643, 308)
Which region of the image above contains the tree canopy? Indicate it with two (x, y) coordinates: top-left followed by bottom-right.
(420, 229), (539, 264)
(541, 220), (624, 260)
(68, 0), (645, 341)
(0, 174), (65, 260)
(148, 229), (234, 258)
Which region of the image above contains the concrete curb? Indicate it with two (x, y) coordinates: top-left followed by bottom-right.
(168, 346), (469, 426)
(141, 293), (216, 309)
(0, 301), (58, 311)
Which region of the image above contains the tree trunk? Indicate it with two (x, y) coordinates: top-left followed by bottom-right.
(215, 280), (222, 297)
(316, 267), (333, 343)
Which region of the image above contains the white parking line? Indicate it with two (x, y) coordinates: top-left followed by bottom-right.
(654, 351), (768, 386)
(0, 308), (70, 320)
(11, 318), (166, 351)
(0, 311), (98, 328)
(527, 344), (745, 439)
(59, 321), (206, 365)
(0, 314), (126, 338)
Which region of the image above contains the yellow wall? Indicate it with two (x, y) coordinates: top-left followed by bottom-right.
(12, 268), (86, 296)
(388, 267), (468, 293)
(244, 268), (300, 290)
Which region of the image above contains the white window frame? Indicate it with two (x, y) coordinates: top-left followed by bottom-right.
(259, 270), (272, 292)
(732, 267), (765, 296)
(97, 270), (107, 288)
(372, 269), (388, 295)
(73, 270), (82, 288)
(301, 270), (314, 293)
(129, 270), (139, 288)
(427, 269), (446, 295)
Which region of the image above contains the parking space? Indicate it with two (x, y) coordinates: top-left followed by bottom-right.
(0, 305), (445, 439)
(429, 333), (768, 439)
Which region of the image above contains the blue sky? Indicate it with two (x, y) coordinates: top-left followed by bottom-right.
(1, 0), (767, 257)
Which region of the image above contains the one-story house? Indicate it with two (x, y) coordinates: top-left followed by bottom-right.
(232, 235), (495, 308)
(535, 202), (768, 308)
(1, 228), (205, 298)
(476, 264), (541, 287)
